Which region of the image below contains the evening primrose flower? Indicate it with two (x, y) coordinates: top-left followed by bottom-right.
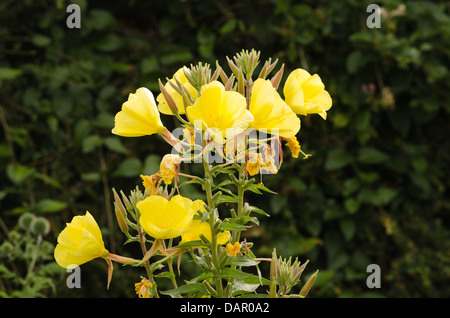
(283, 69), (332, 120)
(112, 87), (165, 137)
(54, 212), (107, 269)
(156, 154), (182, 185)
(157, 67), (198, 115)
(249, 78), (300, 138)
(186, 81), (254, 143)
(137, 195), (195, 240)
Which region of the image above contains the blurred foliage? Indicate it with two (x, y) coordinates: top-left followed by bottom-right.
(0, 0), (449, 297)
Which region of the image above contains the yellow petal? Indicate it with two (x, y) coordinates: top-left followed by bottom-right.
(250, 79), (300, 138)
(186, 81), (253, 143)
(112, 87), (164, 137)
(54, 211), (107, 268)
(137, 195), (194, 240)
(283, 69), (332, 118)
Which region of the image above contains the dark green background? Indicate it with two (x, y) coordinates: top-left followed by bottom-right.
(0, 0), (449, 297)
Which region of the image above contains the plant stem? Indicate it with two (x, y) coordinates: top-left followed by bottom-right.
(202, 157), (224, 298)
(137, 226), (159, 298)
(233, 162), (246, 244)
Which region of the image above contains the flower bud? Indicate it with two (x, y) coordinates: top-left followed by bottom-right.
(113, 188), (129, 234)
(299, 270), (319, 297)
(0, 241), (13, 255)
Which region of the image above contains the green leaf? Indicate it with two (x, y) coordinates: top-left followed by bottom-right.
(230, 280), (260, 297)
(346, 50), (367, 74)
(6, 163), (36, 184)
(82, 135), (103, 153)
(35, 199), (67, 213)
(175, 240), (207, 249)
(219, 221), (250, 232)
(155, 271), (176, 280)
(220, 268), (270, 285)
(246, 205), (270, 217)
(357, 147), (389, 164)
(216, 194), (240, 204)
(325, 149), (352, 170)
(160, 283), (208, 297)
(344, 198), (360, 214)
(104, 136), (128, 154)
(340, 218), (356, 241)
(112, 158), (142, 177)
(0, 67), (22, 81)
(225, 255), (260, 267)
(32, 34), (51, 47)
(370, 187), (399, 206)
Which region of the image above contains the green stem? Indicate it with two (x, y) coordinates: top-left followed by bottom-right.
(24, 234), (42, 284)
(137, 226), (159, 298)
(233, 162), (246, 244)
(202, 158), (224, 298)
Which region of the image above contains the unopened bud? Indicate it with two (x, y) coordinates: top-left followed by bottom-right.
(270, 63), (284, 90)
(299, 270), (319, 297)
(158, 78), (179, 115)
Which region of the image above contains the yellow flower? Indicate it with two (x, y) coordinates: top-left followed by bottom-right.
(225, 242), (241, 257)
(54, 212), (107, 269)
(112, 87), (165, 137)
(249, 78), (300, 138)
(137, 195), (195, 240)
(246, 149), (278, 176)
(181, 201), (231, 245)
(140, 174), (158, 194)
(186, 81), (254, 143)
(157, 67), (198, 115)
(283, 69), (332, 120)
(157, 154), (181, 185)
(135, 278), (153, 298)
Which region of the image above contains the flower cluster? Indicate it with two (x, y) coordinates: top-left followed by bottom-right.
(54, 49), (332, 298)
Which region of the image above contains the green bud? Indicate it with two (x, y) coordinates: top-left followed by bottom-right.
(18, 212), (36, 231)
(0, 241), (14, 254)
(31, 216), (50, 236)
(299, 270), (319, 297)
(8, 230), (20, 242)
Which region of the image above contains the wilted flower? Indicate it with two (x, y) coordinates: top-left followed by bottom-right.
(283, 69), (332, 120)
(246, 146), (278, 176)
(112, 87), (165, 137)
(225, 242), (241, 257)
(135, 278), (153, 298)
(140, 174), (158, 194)
(283, 136), (301, 159)
(157, 154), (182, 185)
(54, 212), (107, 269)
